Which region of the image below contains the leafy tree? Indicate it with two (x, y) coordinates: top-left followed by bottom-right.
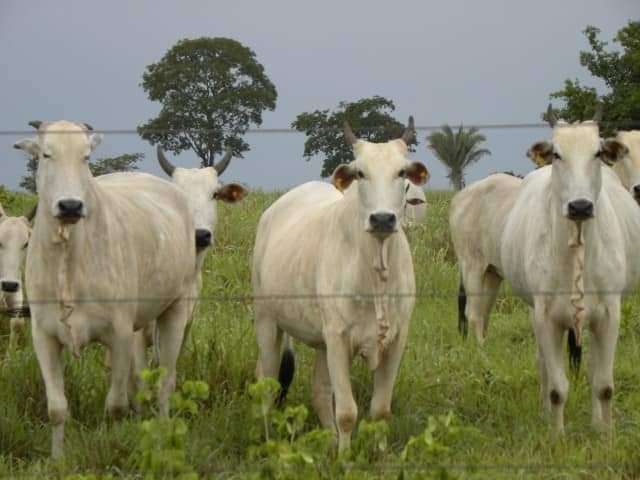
(89, 152), (144, 177)
(292, 96), (418, 177)
(138, 37), (277, 167)
(547, 21), (640, 135)
(427, 125), (491, 190)
(19, 153), (144, 194)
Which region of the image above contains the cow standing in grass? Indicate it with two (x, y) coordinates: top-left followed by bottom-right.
(252, 118), (429, 451)
(611, 131), (640, 204)
(0, 206), (31, 352)
(14, 120), (198, 458)
(403, 180), (427, 227)
(500, 114), (638, 433)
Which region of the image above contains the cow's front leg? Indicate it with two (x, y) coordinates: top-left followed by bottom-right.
(311, 349), (335, 431)
(589, 300), (620, 431)
(533, 303), (568, 434)
(324, 328), (356, 452)
(370, 323), (408, 421)
(106, 324), (134, 418)
(32, 322), (67, 459)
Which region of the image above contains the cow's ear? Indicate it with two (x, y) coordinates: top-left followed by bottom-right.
(13, 138), (40, 157)
(89, 133), (103, 152)
(527, 141), (553, 167)
(601, 139), (628, 166)
(214, 183), (247, 203)
(332, 164), (358, 192)
(406, 162), (430, 186)
(406, 198), (425, 206)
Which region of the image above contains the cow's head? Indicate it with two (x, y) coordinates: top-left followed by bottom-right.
(0, 213), (31, 295)
(14, 120), (101, 224)
(332, 117), (429, 237)
(157, 147), (247, 250)
(527, 110), (628, 221)
(611, 131), (640, 204)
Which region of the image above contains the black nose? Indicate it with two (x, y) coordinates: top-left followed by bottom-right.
(369, 213), (397, 233)
(195, 229), (212, 248)
(1, 281), (19, 293)
(567, 199), (594, 220)
(57, 199), (83, 218)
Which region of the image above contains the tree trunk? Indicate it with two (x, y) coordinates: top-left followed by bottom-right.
(450, 170), (465, 191)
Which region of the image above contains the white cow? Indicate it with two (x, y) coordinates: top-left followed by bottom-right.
(14, 120), (198, 458)
(252, 118), (429, 451)
(500, 115), (637, 433)
(449, 173), (522, 342)
(0, 206), (31, 351)
(611, 131), (640, 203)
(403, 180), (426, 227)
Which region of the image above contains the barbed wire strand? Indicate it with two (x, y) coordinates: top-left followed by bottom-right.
(2, 119), (640, 136)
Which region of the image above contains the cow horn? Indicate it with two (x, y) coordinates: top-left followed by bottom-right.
(28, 121), (42, 130)
(401, 116), (416, 144)
(593, 103), (603, 123)
(546, 104), (557, 128)
(156, 146), (175, 177)
(344, 121), (358, 146)
(26, 204), (37, 222)
(213, 147), (233, 176)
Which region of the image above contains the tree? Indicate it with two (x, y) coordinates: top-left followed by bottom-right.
(547, 21), (640, 135)
(19, 153), (144, 194)
(138, 37), (277, 167)
(292, 96), (418, 177)
(427, 125), (491, 190)
(89, 152), (144, 177)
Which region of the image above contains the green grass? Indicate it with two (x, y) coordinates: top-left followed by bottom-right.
(1, 188), (640, 479)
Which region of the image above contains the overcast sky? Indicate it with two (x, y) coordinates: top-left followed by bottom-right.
(0, 1), (637, 191)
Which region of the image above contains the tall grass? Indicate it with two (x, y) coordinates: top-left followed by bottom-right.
(0, 188), (639, 478)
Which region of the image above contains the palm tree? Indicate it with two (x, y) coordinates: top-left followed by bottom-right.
(427, 125), (491, 190)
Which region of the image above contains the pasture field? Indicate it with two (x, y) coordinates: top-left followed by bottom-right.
(1, 187), (640, 479)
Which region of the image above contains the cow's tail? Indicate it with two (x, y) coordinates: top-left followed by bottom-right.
(567, 329), (582, 373)
(458, 279), (468, 339)
(276, 334), (295, 406)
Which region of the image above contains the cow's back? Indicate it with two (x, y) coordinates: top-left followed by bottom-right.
(450, 173), (521, 276)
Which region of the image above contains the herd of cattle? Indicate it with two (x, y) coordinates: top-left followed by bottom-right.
(0, 112), (639, 458)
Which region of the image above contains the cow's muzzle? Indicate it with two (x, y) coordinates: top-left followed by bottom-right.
(57, 199), (84, 224)
(1, 281), (20, 293)
(369, 212), (397, 235)
(195, 229), (212, 249)
(567, 199), (594, 221)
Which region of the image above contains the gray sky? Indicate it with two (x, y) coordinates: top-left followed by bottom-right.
(0, 1), (637, 191)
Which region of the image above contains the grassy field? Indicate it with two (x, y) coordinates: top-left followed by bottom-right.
(1, 187), (640, 479)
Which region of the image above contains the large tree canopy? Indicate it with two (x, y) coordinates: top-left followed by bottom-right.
(138, 37), (277, 167)
(548, 21), (640, 134)
(292, 96), (418, 177)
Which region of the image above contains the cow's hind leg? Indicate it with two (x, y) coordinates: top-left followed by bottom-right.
(311, 349), (335, 431)
(106, 324), (134, 418)
(156, 299), (190, 416)
(32, 323), (67, 458)
(588, 300), (620, 431)
(463, 266), (501, 344)
(370, 324), (409, 421)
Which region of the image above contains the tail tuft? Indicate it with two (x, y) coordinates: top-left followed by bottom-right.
(276, 348), (295, 406)
(567, 329), (582, 374)
(458, 280), (468, 339)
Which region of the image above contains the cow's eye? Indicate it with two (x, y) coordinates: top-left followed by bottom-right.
(22, 242), (28, 250)
(398, 169), (406, 178)
(357, 170), (365, 179)
(553, 152), (561, 161)
(595, 150), (602, 159)
(83, 155), (90, 161)
(42, 152), (52, 159)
